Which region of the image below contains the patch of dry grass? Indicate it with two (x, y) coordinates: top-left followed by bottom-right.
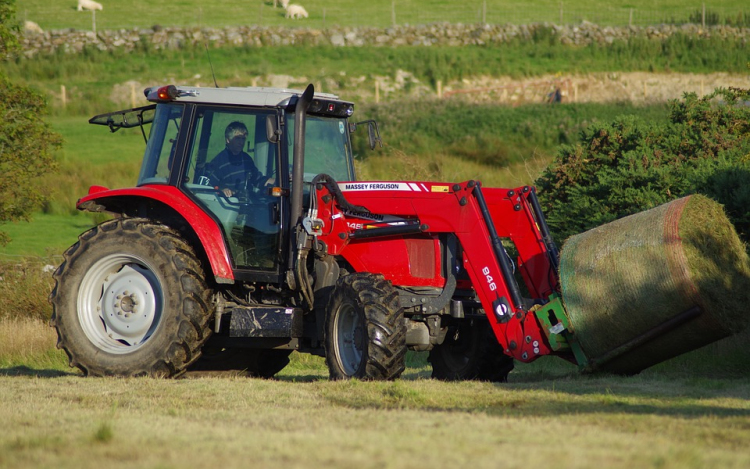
(0, 317), (66, 370)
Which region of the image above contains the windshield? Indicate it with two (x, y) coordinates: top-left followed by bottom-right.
(286, 115), (355, 183)
(137, 103), (184, 185)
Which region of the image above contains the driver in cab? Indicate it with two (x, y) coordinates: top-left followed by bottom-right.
(205, 121), (272, 197)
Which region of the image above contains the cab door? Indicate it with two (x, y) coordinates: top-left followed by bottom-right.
(180, 106), (287, 276)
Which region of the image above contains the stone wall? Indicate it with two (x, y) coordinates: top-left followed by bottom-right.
(18, 22), (750, 57)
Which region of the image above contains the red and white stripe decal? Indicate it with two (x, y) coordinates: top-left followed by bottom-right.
(339, 182), (420, 192)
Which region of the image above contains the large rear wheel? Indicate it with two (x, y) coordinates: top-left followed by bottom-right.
(325, 273), (406, 380)
(429, 318), (514, 382)
(50, 218), (213, 377)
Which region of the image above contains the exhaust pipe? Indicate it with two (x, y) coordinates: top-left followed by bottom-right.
(290, 84), (314, 228)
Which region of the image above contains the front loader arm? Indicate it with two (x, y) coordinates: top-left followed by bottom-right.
(315, 180), (563, 363)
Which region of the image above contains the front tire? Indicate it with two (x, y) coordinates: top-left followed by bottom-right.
(429, 318), (514, 382)
(50, 218), (213, 377)
(325, 273), (406, 380)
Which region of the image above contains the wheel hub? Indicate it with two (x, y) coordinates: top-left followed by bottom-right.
(100, 265), (157, 344)
(335, 304), (364, 376)
(77, 253), (163, 355)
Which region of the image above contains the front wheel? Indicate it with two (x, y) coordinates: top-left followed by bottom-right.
(50, 218), (213, 377)
(429, 318), (514, 382)
(325, 273), (406, 380)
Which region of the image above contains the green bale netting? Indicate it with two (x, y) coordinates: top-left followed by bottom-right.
(559, 195), (750, 374)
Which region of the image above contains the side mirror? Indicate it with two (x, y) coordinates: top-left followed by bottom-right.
(266, 115), (280, 143)
(351, 119), (383, 150)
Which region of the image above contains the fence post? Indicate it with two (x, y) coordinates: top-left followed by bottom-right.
(629, 8), (633, 27)
(482, 0), (487, 25)
(437, 80), (442, 99)
(92, 10), (96, 34)
(559, 2), (563, 25)
(61, 85), (67, 108)
(391, 1), (396, 28)
(702, 3), (706, 28)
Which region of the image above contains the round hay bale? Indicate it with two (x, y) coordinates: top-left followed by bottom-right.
(559, 195), (750, 374)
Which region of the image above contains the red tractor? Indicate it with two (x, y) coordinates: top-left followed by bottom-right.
(51, 84), (578, 380)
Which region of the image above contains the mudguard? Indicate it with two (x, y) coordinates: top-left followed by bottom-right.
(77, 184), (234, 283)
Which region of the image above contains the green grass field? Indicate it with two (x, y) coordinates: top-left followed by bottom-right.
(14, 0), (750, 30)
(1, 337), (749, 469)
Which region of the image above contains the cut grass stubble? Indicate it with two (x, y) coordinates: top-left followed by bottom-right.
(1, 356), (749, 469)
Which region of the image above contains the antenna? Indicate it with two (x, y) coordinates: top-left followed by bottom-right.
(204, 42), (219, 88)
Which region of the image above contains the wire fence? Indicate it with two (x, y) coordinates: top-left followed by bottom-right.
(19, 1), (750, 32)
(313, 3), (749, 29)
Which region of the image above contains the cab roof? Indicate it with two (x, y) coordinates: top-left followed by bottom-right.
(144, 84), (348, 108)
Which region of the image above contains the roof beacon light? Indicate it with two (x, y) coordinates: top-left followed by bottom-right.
(156, 85), (179, 101)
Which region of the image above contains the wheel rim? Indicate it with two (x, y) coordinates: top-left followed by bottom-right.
(77, 253), (163, 354)
(333, 302), (364, 376)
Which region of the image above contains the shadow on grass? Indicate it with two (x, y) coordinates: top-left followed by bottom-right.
(0, 366), (75, 378)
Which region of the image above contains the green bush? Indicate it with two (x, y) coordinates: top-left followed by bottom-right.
(0, 259), (55, 321)
(535, 88), (750, 243)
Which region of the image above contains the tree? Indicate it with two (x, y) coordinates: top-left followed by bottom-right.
(0, 0), (61, 245)
(535, 87), (750, 244)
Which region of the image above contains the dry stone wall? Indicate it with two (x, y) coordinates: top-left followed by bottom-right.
(18, 22), (750, 57)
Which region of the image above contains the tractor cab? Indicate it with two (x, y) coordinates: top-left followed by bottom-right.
(89, 85), (369, 279)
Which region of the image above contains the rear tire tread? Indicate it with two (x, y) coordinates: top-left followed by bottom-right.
(50, 218), (213, 378)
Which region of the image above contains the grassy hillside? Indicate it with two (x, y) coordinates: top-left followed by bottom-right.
(15, 0), (750, 30)
(4, 38), (748, 118)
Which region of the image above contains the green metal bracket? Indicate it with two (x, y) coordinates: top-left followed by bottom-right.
(533, 294), (589, 369)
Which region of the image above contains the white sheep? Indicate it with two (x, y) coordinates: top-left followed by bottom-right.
(23, 20), (44, 34)
(77, 0), (103, 11)
(285, 4), (308, 19)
